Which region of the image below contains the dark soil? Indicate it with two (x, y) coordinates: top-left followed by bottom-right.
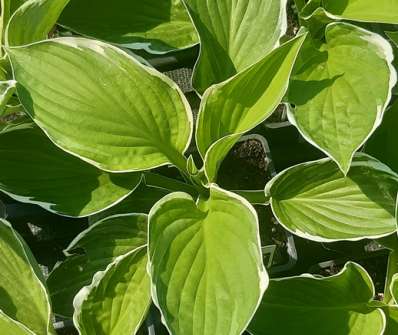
(218, 139), (271, 190)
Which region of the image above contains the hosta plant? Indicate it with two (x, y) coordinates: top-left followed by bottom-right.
(0, 0), (398, 334)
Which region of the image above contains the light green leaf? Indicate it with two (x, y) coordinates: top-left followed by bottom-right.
(195, 34), (306, 182)
(266, 154), (398, 242)
(73, 247), (151, 335)
(366, 100), (398, 173)
(288, 23), (396, 174)
(248, 262), (386, 335)
(7, 37), (192, 172)
(0, 219), (53, 335)
(6, 0), (69, 46)
(0, 311), (34, 335)
(184, 0), (288, 93)
(58, 0), (198, 54)
(322, 0), (398, 24)
(148, 185), (267, 335)
(0, 122), (142, 217)
(0, 80), (16, 115)
(48, 214), (147, 317)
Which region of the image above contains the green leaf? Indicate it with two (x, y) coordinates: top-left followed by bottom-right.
(366, 100), (398, 173)
(7, 37), (192, 172)
(73, 247), (151, 335)
(387, 31), (398, 47)
(248, 262), (386, 335)
(58, 0), (198, 54)
(184, 0), (288, 93)
(6, 0), (69, 46)
(266, 154), (398, 242)
(288, 23), (396, 174)
(391, 274), (398, 304)
(322, 0), (398, 24)
(385, 306), (398, 335)
(195, 34), (306, 182)
(0, 219), (53, 335)
(0, 122), (142, 217)
(0, 80), (16, 115)
(48, 214), (147, 317)
(0, 311), (34, 335)
(148, 186), (267, 335)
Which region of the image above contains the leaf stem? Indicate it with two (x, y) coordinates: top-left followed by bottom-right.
(384, 245), (398, 305)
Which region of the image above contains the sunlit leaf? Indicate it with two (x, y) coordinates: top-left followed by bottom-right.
(184, 0), (288, 93)
(7, 37), (192, 172)
(288, 23), (396, 174)
(266, 154), (398, 242)
(73, 247), (150, 335)
(148, 186), (267, 335)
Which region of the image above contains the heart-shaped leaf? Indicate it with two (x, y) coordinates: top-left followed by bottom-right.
(266, 154), (398, 242)
(6, 0), (69, 46)
(288, 23), (396, 174)
(195, 34), (306, 182)
(58, 0), (198, 54)
(0, 219), (53, 335)
(7, 37), (192, 172)
(322, 0), (398, 24)
(48, 214), (147, 317)
(0, 122), (142, 217)
(248, 262), (386, 335)
(148, 186), (267, 335)
(73, 246), (151, 335)
(184, 0), (287, 93)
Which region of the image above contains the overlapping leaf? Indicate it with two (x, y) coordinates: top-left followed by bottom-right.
(47, 214), (147, 317)
(0, 219), (53, 335)
(249, 262), (386, 335)
(0, 123), (141, 217)
(266, 154), (398, 242)
(7, 37), (192, 172)
(196, 34), (306, 182)
(58, 0), (198, 54)
(288, 23), (396, 174)
(6, 0), (69, 46)
(184, 0), (287, 93)
(73, 247), (151, 335)
(148, 186), (267, 335)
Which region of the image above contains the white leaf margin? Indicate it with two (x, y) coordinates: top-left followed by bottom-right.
(265, 153), (398, 243)
(147, 184), (269, 335)
(183, 0), (289, 97)
(72, 245), (149, 335)
(6, 37), (194, 174)
(0, 219), (54, 335)
(287, 22), (397, 175)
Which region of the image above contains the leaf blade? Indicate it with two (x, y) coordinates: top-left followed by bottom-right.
(148, 186), (267, 335)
